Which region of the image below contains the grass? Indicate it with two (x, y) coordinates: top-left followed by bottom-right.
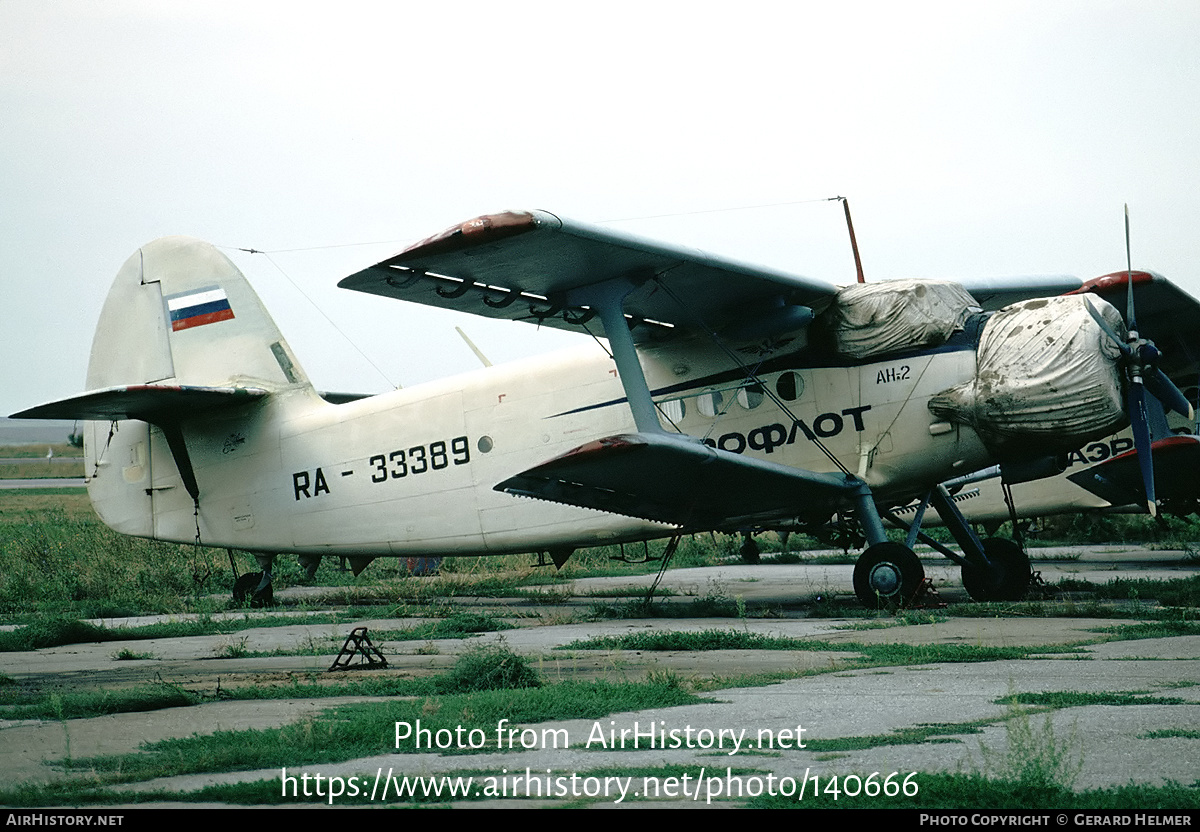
(0, 612), (351, 652)
(0, 460), (84, 479)
(0, 493), (753, 621)
(1140, 729), (1200, 739)
(4, 488), (1199, 624)
(434, 642), (542, 693)
(1, 491), (1198, 810)
(1056, 575), (1200, 608)
(560, 629), (1088, 670)
(1, 681), (199, 720)
(1095, 620), (1200, 640)
(111, 648), (157, 661)
(0, 642), (669, 723)
(1034, 512), (1200, 546)
(561, 629), (824, 652)
(0, 443), (79, 459)
(0, 445), (83, 480)
(59, 687), (702, 784)
(0, 508), (233, 616)
(997, 691), (1189, 708)
(0, 609), (521, 654)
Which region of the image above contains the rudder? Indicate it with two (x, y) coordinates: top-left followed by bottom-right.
(88, 236), (309, 391)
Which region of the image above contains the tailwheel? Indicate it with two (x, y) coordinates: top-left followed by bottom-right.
(739, 534), (761, 564)
(853, 542), (924, 608)
(232, 571), (274, 607)
(962, 538), (1031, 602)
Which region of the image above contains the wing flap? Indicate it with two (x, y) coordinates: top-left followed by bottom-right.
(339, 210), (839, 339)
(496, 432), (853, 529)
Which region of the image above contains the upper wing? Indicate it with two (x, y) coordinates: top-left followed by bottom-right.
(955, 275), (1084, 310)
(338, 210), (840, 340)
(1073, 271), (1200, 383)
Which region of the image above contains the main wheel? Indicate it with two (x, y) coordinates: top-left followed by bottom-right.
(962, 538), (1031, 602)
(853, 542), (924, 608)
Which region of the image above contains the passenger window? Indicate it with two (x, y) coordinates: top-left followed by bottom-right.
(697, 389), (723, 417)
(776, 372), (803, 402)
(738, 384), (764, 410)
(658, 398), (685, 423)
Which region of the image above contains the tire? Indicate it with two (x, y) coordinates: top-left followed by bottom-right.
(962, 538), (1031, 602)
(853, 542), (924, 608)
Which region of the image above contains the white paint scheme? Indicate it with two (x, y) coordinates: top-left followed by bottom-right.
(67, 236), (1006, 560)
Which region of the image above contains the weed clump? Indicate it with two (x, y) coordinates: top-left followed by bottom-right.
(977, 698), (1083, 792)
(436, 644), (541, 693)
(430, 612), (509, 637)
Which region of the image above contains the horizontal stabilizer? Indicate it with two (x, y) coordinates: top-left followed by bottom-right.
(317, 390), (375, 405)
(496, 432), (853, 529)
(1066, 435), (1200, 507)
(11, 384), (268, 422)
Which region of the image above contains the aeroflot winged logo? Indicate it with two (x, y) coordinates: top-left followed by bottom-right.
(166, 286), (235, 331)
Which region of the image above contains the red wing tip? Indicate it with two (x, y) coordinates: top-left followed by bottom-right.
(558, 435), (643, 459)
(1070, 270), (1156, 295)
(399, 211), (539, 259)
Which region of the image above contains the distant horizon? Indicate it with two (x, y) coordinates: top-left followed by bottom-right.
(0, 419), (78, 447)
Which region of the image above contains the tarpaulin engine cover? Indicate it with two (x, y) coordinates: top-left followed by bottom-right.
(826, 280), (979, 359)
(928, 295), (1127, 454)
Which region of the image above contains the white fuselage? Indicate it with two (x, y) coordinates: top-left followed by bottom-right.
(86, 337), (993, 557)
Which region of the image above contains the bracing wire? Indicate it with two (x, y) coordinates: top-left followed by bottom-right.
(225, 247), (401, 391)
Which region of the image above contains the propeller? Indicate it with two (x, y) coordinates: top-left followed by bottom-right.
(1083, 206), (1195, 516)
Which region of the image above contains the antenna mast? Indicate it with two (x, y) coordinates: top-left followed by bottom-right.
(838, 196), (865, 283)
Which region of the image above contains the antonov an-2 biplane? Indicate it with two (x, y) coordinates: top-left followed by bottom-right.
(13, 210), (1199, 607)
(899, 416), (1200, 533)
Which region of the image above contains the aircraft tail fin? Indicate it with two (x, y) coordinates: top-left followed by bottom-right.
(86, 236), (309, 392)
(12, 237), (313, 540)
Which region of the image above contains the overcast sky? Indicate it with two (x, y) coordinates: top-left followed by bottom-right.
(4, 1), (1199, 414)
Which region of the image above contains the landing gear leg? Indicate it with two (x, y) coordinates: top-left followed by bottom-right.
(298, 554), (321, 582)
(927, 485), (1031, 602)
(851, 483), (924, 608)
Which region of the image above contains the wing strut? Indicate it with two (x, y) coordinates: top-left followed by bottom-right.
(568, 278), (665, 435)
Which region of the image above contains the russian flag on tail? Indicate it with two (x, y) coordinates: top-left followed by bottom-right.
(166, 286), (235, 331)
